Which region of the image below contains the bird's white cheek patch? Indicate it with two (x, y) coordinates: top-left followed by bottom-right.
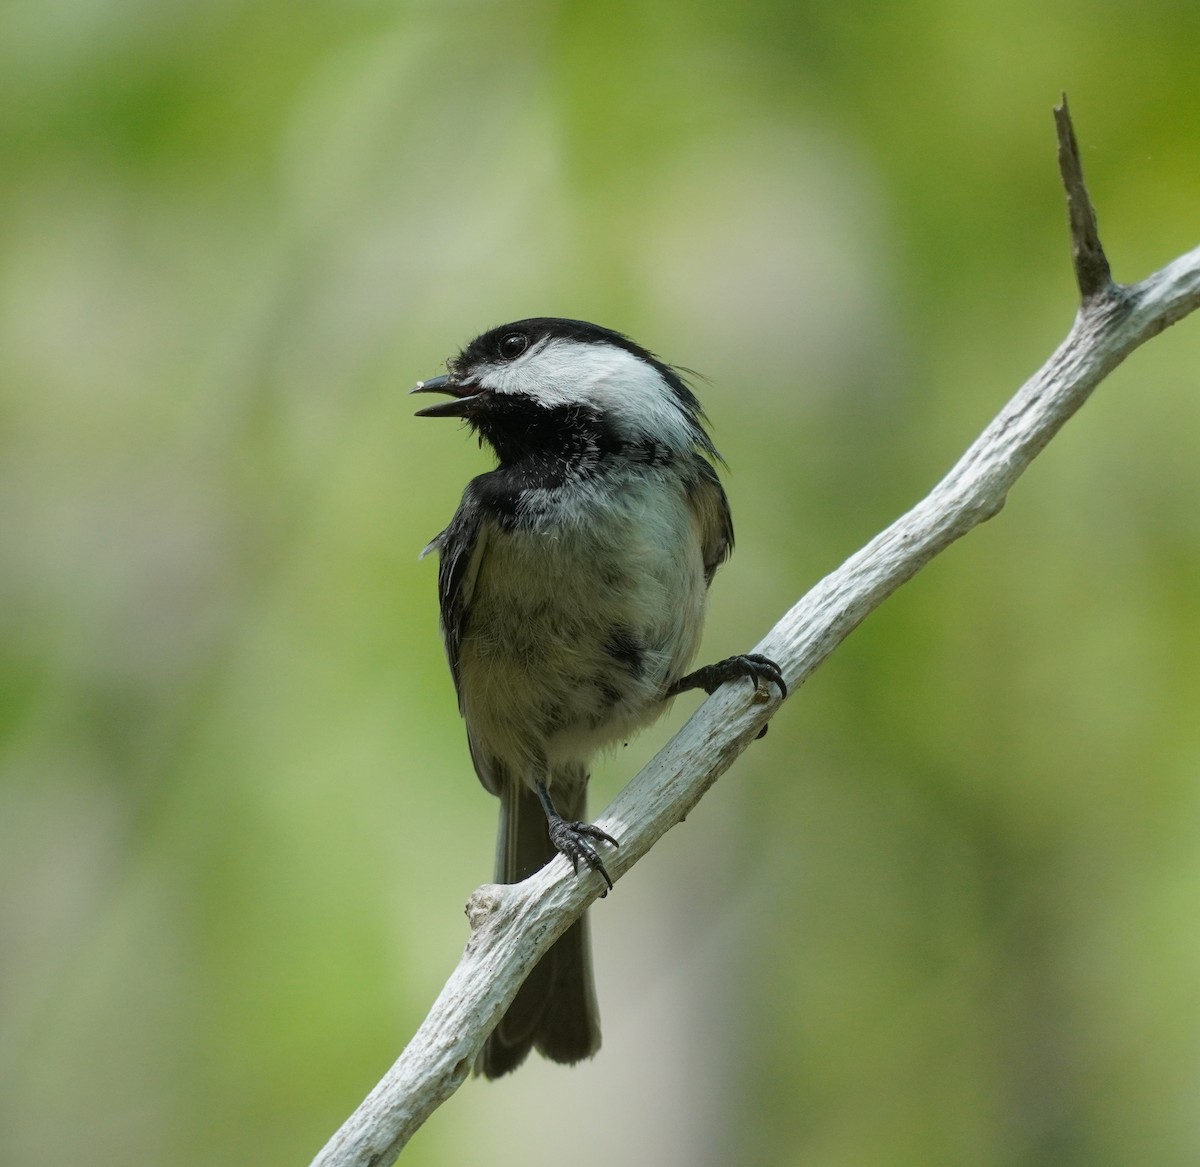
(477, 338), (697, 450)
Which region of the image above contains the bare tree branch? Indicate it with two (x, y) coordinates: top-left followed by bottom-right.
(310, 100), (1200, 1167)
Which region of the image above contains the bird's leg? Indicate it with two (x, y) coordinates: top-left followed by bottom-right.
(535, 781), (619, 896)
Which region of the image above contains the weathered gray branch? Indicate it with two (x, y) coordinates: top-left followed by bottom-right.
(310, 100), (1200, 1167)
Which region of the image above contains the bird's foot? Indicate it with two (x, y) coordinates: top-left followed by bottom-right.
(668, 653), (788, 700)
(547, 817), (619, 896)
(668, 653), (787, 739)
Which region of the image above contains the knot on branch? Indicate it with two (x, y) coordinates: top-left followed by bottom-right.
(464, 884), (504, 933)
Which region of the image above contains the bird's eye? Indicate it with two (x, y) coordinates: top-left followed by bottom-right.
(498, 332), (529, 360)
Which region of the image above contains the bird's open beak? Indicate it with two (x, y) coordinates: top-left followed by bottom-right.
(410, 374), (481, 418)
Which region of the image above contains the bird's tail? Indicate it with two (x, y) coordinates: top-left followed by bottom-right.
(477, 770), (601, 1078)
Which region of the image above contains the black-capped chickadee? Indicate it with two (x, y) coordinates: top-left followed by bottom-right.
(413, 317), (785, 1078)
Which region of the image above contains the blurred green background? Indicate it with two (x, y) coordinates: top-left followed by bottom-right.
(2, 1), (1199, 1164)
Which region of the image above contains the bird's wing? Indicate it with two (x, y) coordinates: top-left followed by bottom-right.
(426, 492), (505, 795)
(425, 495), (487, 713)
(688, 457), (735, 585)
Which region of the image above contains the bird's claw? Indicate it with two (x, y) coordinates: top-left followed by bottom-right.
(668, 652), (788, 700)
(549, 819), (619, 895)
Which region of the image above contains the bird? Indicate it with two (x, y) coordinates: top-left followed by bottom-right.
(413, 317), (785, 1078)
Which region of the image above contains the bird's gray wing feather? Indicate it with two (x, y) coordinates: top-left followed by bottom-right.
(428, 498), (485, 709)
(427, 495), (502, 793)
(688, 456), (734, 585)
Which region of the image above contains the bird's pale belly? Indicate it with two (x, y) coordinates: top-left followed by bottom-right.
(457, 500), (707, 774)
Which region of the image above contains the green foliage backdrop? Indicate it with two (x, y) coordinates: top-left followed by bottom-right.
(2, 2), (1199, 1165)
